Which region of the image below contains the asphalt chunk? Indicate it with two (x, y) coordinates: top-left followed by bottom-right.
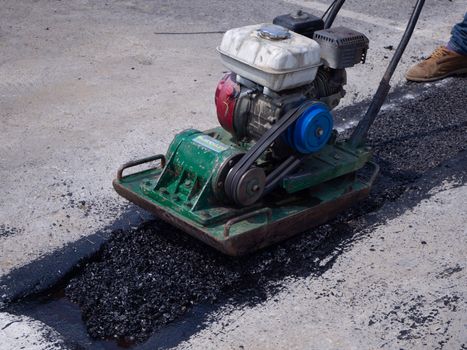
(65, 77), (467, 343)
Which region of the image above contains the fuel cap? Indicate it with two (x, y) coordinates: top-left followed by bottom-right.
(257, 24), (291, 40)
(291, 10), (309, 19)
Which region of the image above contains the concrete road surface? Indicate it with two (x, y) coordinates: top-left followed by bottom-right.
(0, 0), (466, 349)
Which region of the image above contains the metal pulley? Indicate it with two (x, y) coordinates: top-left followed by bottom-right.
(283, 102), (333, 154)
(228, 167), (266, 206)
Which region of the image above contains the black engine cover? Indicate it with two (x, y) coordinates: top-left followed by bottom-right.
(273, 10), (324, 38)
(234, 89), (305, 141)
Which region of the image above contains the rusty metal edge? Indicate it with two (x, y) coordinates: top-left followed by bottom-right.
(113, 179), (232, 253)
(113, 178), (372, 256)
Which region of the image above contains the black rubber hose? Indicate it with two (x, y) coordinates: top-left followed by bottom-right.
(349, 0), (426, 147)
(323, 0), (346, 29)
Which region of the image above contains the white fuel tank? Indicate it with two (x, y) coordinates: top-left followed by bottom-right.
(218, 24), (321, 92)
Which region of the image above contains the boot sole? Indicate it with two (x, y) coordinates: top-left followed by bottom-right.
(406, 67), (467, 82)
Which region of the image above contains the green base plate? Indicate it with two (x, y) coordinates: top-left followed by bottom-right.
(113, 161), (379, 256)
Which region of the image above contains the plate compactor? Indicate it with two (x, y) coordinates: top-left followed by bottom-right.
(114, 0), (425, 255)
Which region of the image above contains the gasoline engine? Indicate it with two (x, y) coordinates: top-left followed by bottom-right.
(215, 14), (368, 145)
(212, 13), (369, 205)
(114, 0), (425, 255)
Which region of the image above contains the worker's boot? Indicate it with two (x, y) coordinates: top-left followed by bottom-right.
(405, 46), (467, 82)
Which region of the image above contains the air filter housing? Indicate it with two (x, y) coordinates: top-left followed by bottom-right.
(313, 26), (369, 69)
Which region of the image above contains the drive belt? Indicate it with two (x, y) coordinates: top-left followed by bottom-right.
(224, 101), (313, 206)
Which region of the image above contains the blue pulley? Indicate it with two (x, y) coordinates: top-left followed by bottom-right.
(284, 102), (333, 154)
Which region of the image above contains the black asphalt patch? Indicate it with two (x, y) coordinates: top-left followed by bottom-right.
(0, 208), (153, 307)
(62, 77), (466, 344)
(4, 77), (466, 349)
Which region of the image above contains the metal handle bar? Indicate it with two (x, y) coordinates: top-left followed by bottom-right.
(365, 161), (380, 186)
(223, 208), (272, 238)
(349, 0), (426, 147)
(323, 0), (346, 29)
(116, 154), (166, 181)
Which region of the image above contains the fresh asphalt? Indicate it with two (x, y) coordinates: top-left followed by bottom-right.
(1, 0), (466, 349)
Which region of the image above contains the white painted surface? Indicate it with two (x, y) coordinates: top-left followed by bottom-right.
(0, 312), (64, 350)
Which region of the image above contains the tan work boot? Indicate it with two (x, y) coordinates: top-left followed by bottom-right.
(405, 46), (467, 82)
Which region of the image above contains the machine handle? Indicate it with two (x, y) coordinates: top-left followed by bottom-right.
(349, 0), (425, 147)
(223, 208), (272, 238)
(323, 0), (346, 29)
(117, 154), (166, 180)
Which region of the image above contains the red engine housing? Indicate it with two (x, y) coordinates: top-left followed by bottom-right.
(214, 72), (240, 134)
